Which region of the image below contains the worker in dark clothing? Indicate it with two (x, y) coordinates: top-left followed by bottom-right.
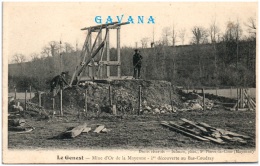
(50, 72), (69, 92)
(133, 49), (143, 79)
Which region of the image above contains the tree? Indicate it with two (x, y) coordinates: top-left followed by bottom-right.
(49, 41), (60, 56)
(30, 53), (40, 62)
(41, 46), (51, 57)
(172, 24), (178, 46)
(140, 37), (149, 48)
(209, 19), (220, 43)
(161, 27), (172, 46)
(178, 28), (186, 45)
(64, 42), (74, 53)
(12, 53), (26, 64)
(244, 17), (256, 38)
(209, 18), (220, 78)
(191, 26), (208, 44)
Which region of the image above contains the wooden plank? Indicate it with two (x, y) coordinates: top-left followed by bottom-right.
(101, 128), (112, 133)
(198, 122), (250, 139)
(94, 125), (105, 133)
(65, 123), (87, 138)
(161, 121), (209, 141)
(203, 136), (225, 144)
(169, 121), (209, 141)
(168, 121), (225, 144)
(180, 118), (208, 132)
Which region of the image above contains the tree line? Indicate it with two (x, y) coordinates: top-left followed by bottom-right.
(9, 18), (256, 92)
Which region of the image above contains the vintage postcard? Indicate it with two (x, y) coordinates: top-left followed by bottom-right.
(3, 2), (258, 163)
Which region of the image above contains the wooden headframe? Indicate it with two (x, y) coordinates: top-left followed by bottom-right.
(70, 22), (129, 86)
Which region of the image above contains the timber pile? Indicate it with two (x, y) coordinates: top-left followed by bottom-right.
(161, 118), (250, 144)
(26, 102), (49, 119)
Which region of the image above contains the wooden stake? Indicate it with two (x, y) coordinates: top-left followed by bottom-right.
(138, 85), (142, 115)
(29, 86), (32, 101)
(117, 27), (121, 77)
(109, 85), (112, 106)
(239, 88), (243, 108)
(85, 89), (88, 116)
(230, 86), (232, 98)
(215, 87), (218, 96)
(39, 92), (41, 106)
(14, 88), (17, 100)
(236, 88), (239, 111)
(60, 89), (63, 116)
(25, 90), (27, 111)
(202, 88), (205, 111)
(52, 97), (55, 116)
(169, 84), (174, 113)
(241, 88), (244, 108)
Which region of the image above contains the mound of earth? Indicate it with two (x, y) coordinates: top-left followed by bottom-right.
(32, 80), (183, 115)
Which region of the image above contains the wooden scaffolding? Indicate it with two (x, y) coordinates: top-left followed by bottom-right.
(70, 22), (129, 86)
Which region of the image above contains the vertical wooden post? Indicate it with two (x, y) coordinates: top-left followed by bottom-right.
(236, 88), (239, 111)
(60, 89), (63, 116)
(52, 97), (55, 116)
(241, 88), (244, 108)
(106, 29), (110, 77)
(39, 92), (41, 106)
(230, 86), (232, 98)
(14, 88), (17, 100)
(29, 86), (32, 101)
(215, 87), (218, 96)
(25, 90), (27, 111)
(85, 89), (88, 116)
(138, 85), (142, 115)
(89, 30), (92, 51)
(109, 85), (112, 106)
(202, 88), (205, 111)
(100, 63), (103, 79)
(169, 84), (174, 113)
(117, 27), (121, 78)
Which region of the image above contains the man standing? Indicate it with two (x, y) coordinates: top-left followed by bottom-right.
(50, 71), (69, 92)
(133, 49), (143, 79)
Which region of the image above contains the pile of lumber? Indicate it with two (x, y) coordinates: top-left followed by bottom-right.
(57, 123), (110, 139)
(161, 118), (250, 144)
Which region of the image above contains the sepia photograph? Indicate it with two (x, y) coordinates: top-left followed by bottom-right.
(3, 2), (257, 163)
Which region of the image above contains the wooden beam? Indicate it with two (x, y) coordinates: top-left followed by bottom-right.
(161, 121), (209, 141)
(169, 121), (225, 144)
(117, 27), (121, 77)
(64, 123), (88, 138)
(107, 22), (130, 29)
(106, 29), (110, 77)
(94, 125), (105, 133)
(180, 118), (208, 133)
(81, 22), (118, 31)
(198, 122), (250, 139)
(169, 121), (205, 137)
(88, 61), (120, 66)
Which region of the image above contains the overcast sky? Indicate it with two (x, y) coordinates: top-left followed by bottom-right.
(4, 2), (257, 62)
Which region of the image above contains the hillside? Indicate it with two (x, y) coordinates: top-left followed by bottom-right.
(8, 40), (256, 92)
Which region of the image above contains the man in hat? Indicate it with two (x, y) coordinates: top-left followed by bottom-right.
(50, 71), (69, 92)
(133, 49), (143, 79)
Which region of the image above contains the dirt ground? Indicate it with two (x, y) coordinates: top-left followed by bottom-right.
(8, 108), (256, 150)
